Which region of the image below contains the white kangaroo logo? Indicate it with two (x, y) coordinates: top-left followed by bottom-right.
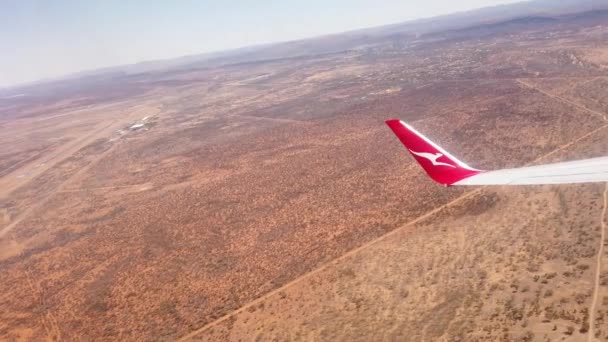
(409, 150), (455, 168)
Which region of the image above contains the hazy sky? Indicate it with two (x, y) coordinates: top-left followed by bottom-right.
(0, 0), (525, 87)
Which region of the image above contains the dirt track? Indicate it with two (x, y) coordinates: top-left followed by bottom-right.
(517, 79), (608, 122)
(181, 117), (608, 341)
(589, 184), (608, 342)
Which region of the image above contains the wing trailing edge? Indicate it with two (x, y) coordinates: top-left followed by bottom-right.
(385, 119), (608, 186)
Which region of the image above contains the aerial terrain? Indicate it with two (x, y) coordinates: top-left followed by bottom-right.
(2, 2), (608, 341)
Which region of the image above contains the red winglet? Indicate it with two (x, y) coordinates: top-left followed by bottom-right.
(386, 120), (482, 185)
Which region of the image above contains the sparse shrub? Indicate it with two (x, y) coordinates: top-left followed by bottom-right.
(575, 293), (587, 305)
(522, 331), (534, 342)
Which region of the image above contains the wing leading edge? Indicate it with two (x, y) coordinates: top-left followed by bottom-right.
(385, 119), (608, 186)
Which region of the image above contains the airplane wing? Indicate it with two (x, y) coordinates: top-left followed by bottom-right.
(385, 119), (608, 186)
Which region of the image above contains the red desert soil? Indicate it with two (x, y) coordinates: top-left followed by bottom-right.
(1, 8), (608, 342)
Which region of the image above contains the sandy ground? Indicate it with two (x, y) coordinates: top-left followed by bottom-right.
(1, 11), (608, 341)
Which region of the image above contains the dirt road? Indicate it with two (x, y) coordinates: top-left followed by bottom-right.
(589, 184), (608, 342)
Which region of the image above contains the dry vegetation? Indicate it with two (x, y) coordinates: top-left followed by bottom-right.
(1, 9), (608, 342)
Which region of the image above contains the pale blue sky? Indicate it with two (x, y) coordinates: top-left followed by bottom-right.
(0, 0), (524, 87)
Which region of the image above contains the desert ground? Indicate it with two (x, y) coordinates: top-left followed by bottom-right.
(1, 9), (608, 342)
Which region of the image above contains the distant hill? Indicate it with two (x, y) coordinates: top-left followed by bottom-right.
(129, 0), (608, 71)
(2, 0), (608, 95)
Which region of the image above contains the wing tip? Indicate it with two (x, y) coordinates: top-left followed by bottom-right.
(385, 119), (405, 132)
(385, 118), (483, 185)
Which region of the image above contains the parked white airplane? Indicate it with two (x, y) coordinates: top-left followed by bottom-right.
(386, 119), (608, 186)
